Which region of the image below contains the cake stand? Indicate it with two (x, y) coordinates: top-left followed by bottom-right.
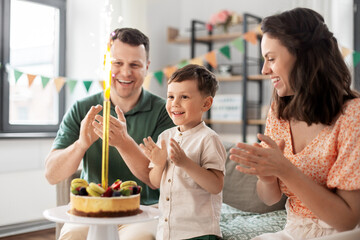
(43, 205), (160, 240)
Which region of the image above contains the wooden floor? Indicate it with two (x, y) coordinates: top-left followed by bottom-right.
(0, 228), (55, 240)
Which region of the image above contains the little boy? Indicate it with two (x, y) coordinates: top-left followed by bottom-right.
(140, 64), (226, 240)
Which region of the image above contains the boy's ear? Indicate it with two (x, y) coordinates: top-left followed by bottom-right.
(202, 96), (213, 112)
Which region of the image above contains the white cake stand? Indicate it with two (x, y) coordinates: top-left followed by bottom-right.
(43, 205), (160, 240)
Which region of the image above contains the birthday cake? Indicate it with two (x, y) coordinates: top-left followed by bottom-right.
(70, 179), (141, 217)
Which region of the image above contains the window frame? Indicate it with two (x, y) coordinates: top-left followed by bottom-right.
(0, 0), (66, 137)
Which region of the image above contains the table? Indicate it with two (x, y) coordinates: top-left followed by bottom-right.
(43, 205), (160, 240)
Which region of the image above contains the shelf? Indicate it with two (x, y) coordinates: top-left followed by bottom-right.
(167, 27), (242, 44)
(216, 74), (270, 82)
(204, 119), (266, 125)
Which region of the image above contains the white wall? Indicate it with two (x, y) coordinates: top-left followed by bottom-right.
(0, 0), (354, 227)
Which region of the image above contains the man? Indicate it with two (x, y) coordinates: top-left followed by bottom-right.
(45, 28), (174, 240)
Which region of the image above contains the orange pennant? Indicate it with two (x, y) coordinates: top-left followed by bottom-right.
(163, 66), (177, 79)
(341, 46), (352, 59)
(99, 80), (105, 90)
(243, 31), (258, 45)
(189, 57), (203, 66)
(143, 73), (152, 90)
(204, 51), (217, 69)
(54, 77), (65, 92)
(27, 74), (37, 87)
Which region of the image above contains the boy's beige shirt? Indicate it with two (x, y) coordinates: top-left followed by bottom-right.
(151, 122), (226, 240)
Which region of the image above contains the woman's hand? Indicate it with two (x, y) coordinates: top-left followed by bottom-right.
(229, 134), (290, 180)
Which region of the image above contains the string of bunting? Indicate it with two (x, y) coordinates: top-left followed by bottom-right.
(4, 27), (360, 94)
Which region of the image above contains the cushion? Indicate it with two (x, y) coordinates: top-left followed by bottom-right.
(222, 142), (286, 213)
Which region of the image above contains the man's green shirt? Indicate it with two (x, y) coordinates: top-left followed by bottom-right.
(52, 89), (174, 205)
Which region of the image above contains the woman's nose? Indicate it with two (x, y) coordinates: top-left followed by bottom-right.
(261, 62), (271, 75)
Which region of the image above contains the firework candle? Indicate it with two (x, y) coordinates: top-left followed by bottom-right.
(101, 44), (112, 190)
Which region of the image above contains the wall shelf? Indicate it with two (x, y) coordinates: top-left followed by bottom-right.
(168, 13), (266, 142)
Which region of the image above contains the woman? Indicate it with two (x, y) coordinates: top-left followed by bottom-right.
(229, 8), (360, 239)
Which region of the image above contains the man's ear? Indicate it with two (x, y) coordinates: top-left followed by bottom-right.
(202, 96), (213, 112)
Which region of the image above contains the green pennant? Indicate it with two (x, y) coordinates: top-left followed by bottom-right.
(353, 51), (360, 67)
(219, 45), (231, 60)
(41, 76), (50, 88)
(231, 37), (244, 53)
(83, 80), (93, 92)
(177, 60), (188, 69)
(67, 79), (78, 93)
(14, 69), (23, 83)
(154, 71), (164, 85)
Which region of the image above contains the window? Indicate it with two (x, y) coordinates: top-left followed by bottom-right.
(0, 0), (66, 136)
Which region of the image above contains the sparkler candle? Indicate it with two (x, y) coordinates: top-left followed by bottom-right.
(101, 43), (112, 190)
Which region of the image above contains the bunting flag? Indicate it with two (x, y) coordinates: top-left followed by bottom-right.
(41, 76), (50, 88)
(27, 74), (37, 87)
(54, 77), (65, 92)
(67, 79), (78, 93)
(5, 27), (360, 95)
(353, 51), (360, 67)
(219, 45), (231, 60)
(14, 69), (23, 83)
(341, 46), (352, 58)
(143, 73), (152, 90)
(189, 57), (204, 66)
(154, 70), (164, 85)
(204, 50), (217, 69)
(242, 31), (257, 45)
(177, 60), (189, 69)
(83, 80), (93, 92)
(99, 80), (105, 90)
(231, 37), (244, 53)
(163, 65), (177, 79)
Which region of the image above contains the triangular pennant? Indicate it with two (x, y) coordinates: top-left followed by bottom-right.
(232, 37), (244, 53)
(14, 69), (23, 83)
(163, 66), (177, 79)
(143, 73), (153, 90)
(27, 74), (37, 87)
(154, 70), (164, 85)
(54, 77), (65, 92)
(353, 51), (360, 67)
(219, 45), (231, 60)
(83, 80), (93, 92)
(341, 46), (352, 58)
(41, 76), (51, 88)
(177, 60), (189, 69)
(243, 31), (257, 45)
(254, 24), (263, 36)
(189, 57), (203, 66)
(99, 80), (105, 90)
(204, 50), (218, 69)
(67, 79), (78, 93)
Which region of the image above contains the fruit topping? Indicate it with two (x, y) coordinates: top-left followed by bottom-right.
(78, 187), (88, 196)
(111, 179), (122, 190)
(101, 187), (114, 197)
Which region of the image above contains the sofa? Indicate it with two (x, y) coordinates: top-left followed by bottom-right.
(55, 142), (360, 239)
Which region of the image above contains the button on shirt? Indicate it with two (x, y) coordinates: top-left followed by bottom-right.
(152, 122), (226, 240)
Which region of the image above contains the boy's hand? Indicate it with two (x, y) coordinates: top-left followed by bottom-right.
(140, 137), (167, 167)
(169, 138), (190, 167)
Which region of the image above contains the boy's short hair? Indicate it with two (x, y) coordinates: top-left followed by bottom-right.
(168, 64), (218, 97)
